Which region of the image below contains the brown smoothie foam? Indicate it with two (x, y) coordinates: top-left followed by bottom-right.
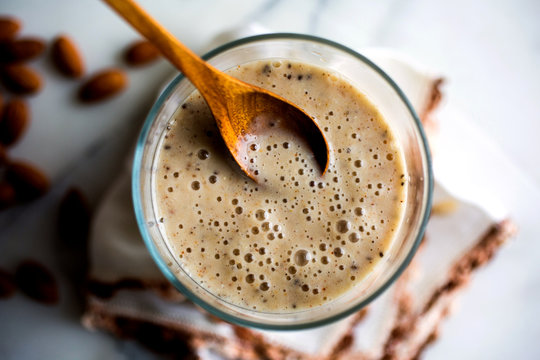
(154, 59), (407, 312)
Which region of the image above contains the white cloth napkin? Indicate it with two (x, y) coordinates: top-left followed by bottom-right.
(82, 28), (517, 359)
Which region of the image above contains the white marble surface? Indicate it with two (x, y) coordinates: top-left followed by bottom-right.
(0, 0), (539, 359)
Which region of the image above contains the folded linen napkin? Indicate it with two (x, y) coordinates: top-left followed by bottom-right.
(81, 34), (517, 359)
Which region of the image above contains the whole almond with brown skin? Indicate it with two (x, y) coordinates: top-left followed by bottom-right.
(125, 40), (160, 66)
(0, 38), (46, 63)
(0, 144), (7, 165)
(0, 181), (16, 209)
(57, 188), (91, 300)
(0, 17), (21, 41)
(6, 161), (49, 201)
(51, 35), (85, 78)
(15, 260), (59, 305)
(1, 65), (43, 95)
(58, 187), (91, 246)
(0, 92), (4, 121)
(0, 267), (16, 299)
(78, 68), (127, 102)
(0, 98), (29, 146)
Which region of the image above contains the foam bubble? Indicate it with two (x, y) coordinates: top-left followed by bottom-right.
(336, 220), (351, 233)
(294, 250), (311, 266)
(260, 282), (270, 291)
(198, 149), (210, 160)
(255, 209), (268, 221)
(349, 232), (360, 243)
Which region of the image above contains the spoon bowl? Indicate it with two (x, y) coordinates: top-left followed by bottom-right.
(212, 81), (330, 178)
(103, 0), (329, 180)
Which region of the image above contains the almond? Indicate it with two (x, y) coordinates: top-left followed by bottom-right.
(15, 260), (59, 305)
(58, 187), (91, 246)
(0, 144), (7, 165)
(78, 68), (127, 103)
(57, 188), (91, 297)
(0, 267), (16, 299)
(0, 181), (16, 209)
(6, 160), (49, 201)
(51, 35), (85, 78)
(0, 37), (46, 63)
(1, 65), (43, 95)
(125, 40), (160, 66)
(0, 98), (29, 146)
(0, 17), (21, 41)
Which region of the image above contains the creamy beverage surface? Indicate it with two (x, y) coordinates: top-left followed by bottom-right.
(154, 60), (407, 311)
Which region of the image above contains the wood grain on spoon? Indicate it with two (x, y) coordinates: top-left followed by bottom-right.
(103, 0), (329, 180)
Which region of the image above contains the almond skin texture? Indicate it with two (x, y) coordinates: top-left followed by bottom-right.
(0, 37), (46, 63)
(0, 98), (29, 146)
(0, 181), (16, 209)
(0, 267), (16, 299)
(78, 68), (127, 103)
(1, 65), (43, 95)
(6, 161), (49, 201)
(15, 260), (59, 305)
(51, 35), (85, 78)
(0, 17), (21, 41)
(125, 40), (160, 66)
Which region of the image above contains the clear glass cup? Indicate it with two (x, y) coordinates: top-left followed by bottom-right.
(132, 34), (432, 330)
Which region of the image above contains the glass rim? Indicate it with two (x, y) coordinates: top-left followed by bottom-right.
(132, 33), (433, 331)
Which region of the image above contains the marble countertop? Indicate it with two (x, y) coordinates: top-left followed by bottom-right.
(1, 0), (539, 359)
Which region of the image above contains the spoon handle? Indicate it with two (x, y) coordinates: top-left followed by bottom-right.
(103, 0), (223, 95)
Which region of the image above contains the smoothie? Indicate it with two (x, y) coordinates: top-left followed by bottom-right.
(154, 60), (407, 311)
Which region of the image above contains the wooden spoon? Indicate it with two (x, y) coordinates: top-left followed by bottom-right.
(103, 0), (329, 180)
